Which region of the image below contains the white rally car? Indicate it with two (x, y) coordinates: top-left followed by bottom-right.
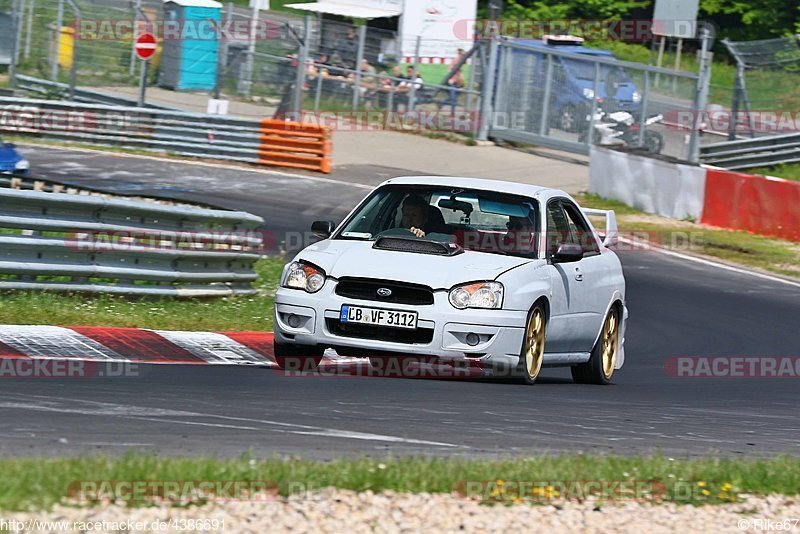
(274, 176), (627, 384)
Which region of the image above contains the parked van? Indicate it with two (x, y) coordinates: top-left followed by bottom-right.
(504, 37), (642, 133)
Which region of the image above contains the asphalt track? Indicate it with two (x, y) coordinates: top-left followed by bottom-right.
(0, 145), (798, 459)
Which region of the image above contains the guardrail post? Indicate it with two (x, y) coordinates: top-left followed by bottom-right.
(477, 40), (498, 142)
(292, 15), (311, 116)
(65, 0), (80, 100)
(407, 36), (421, 111)
(9, 0), (21, 90)
(351, 24), (367, 111)
(242, 2), (260, 97)
(688, 27), (712, 163)
(538, 54), (553, 136)
(50, 0), (63, 81)
(24, 0), (34, 60)
(586, 62), (601, 146)
(637, 70), (651, 147)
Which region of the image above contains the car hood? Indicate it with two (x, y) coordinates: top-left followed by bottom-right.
(296, 239), (536, 289)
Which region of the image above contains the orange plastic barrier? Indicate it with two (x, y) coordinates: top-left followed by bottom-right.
(258, 119), (332, 173)
(701, 169), (800, 242)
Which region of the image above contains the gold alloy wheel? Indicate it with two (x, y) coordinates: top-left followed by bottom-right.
(601, 309), (619, 380)
(524, 308), (545, 381)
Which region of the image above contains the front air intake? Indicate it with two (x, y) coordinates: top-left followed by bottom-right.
(372, 237), (463, 256)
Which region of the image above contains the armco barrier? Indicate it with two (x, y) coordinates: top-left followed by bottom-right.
(701, 169), (800, 242)
(259, 119), (332, 173)
(0, 97), (333, 174)
(0, 188), (265, 296)
(589, 146), (707, 220)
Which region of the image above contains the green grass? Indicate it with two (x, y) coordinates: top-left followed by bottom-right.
(575, 193), (800, 279)
(748, 163), (800, 182)
(0, 258), (284, 331)
(0, 454), (798, 511)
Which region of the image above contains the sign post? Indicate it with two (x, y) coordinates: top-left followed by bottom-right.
(135, 32), (157, 107)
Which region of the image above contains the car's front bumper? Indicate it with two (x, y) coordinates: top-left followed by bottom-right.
(274, 281), (527, 370)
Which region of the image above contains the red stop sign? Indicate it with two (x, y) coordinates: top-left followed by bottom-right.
(134, 33), (157, 61)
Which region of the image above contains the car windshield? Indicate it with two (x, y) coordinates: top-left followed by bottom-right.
(335, 185), (539, 258)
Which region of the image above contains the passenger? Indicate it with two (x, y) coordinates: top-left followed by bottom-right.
(503, 216), (536, 253)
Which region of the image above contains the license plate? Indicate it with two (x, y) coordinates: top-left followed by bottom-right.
(340, 305), (418, 329)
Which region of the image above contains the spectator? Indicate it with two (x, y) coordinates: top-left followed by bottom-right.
(360, 59), (377, 86)
(446, 71), (465, 113)
(337, 27), (358, 68)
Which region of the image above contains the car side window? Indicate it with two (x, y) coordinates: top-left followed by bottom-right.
(561, 201), (600, 255)
(546, 201), (574, 256)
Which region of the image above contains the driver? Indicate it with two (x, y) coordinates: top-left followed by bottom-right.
(400, 195), (445, 238)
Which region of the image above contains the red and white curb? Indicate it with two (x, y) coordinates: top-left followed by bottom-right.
(0, 325), (283, 366)
(0, 326), (485, 377)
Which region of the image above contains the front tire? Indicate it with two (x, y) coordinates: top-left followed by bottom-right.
(517, 304), (546, 384)
(273, 342), (324, 372)
(571, 307), (620, 385)
(559, 105), (580, 133)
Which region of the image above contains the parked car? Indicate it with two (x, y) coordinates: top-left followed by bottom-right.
(273, 176), (628, 385)
(506, 37), (642, 133)
(0, 139), (30, 175)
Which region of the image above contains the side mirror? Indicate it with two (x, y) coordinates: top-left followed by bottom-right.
(552, 243), (583, 263)
(311, 220), (335, 239)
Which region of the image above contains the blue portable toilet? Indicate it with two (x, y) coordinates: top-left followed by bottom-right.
(160, 0), (222, 91)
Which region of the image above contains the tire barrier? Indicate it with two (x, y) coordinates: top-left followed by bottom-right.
(259, 119), (332, 174)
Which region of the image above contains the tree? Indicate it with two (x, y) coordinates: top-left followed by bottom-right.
(700, 0), (800, 39)
(477, 0), (800, 40)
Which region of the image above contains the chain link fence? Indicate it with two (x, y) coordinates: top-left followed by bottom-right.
(487, 38), (711, 162)
(3, 0), (479, 131)
(2, 0), (724, 161)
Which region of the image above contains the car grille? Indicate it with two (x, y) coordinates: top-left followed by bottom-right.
(326, 319), (434, 344)
(335, 278), (434, 306)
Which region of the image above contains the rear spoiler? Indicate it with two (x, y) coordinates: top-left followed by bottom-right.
(581, 208), (618, 248)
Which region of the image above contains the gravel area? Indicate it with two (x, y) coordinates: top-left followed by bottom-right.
(4, 491), (799, 533)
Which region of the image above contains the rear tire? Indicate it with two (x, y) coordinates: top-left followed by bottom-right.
(273, 342), (324, 372)
(643, 130), (664, 154)
(571, 307), (620, 385)
(516, 304), (547, 385)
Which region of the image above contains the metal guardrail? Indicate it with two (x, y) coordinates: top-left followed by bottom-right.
(0, 96), (333, 172)
(0, 188), (265, 296)
(15, 75), (177, 110)
(700, 132), (800, 170)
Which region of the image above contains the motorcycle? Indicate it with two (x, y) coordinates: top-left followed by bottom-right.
(579, 108), (665, 154)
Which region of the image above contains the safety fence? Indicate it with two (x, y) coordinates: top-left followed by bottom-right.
(0, 96), (333, 173)
(589, 145), (800, 242)
(0, 187), (265, 296)
(486, 38), (712, 162)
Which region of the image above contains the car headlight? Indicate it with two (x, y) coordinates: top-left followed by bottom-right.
(582, 88), (594, 100)
(448, 281), (504, 310)
(282, 261), (326, 293)
(14, 159), (29, 171)
(632, 91), (641, 103)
